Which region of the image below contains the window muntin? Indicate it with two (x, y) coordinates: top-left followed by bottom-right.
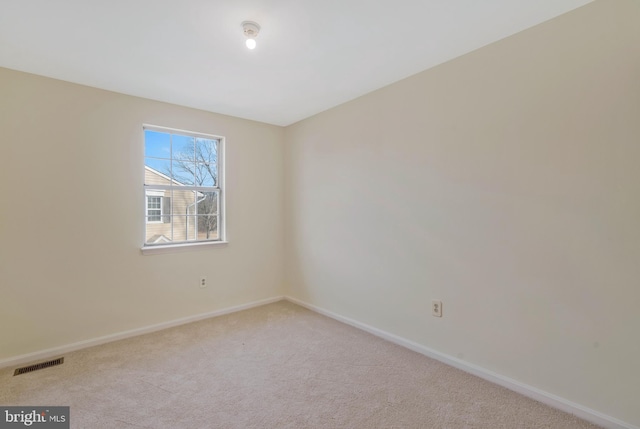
(143, 126), (224, 247)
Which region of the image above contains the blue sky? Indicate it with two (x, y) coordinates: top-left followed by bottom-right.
(144, 130), (218, 186)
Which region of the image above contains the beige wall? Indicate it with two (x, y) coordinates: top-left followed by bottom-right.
(0, 67), (285, 360)
(285, 0), (639, 425)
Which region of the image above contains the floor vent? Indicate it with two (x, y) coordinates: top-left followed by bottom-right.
(14, 357), (64, 376)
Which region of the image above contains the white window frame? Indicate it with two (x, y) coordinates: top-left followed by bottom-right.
(146, 194), (163, 224)
(142, 125), (226, 254)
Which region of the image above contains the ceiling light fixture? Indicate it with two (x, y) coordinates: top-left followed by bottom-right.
(242, 21), (260, 50)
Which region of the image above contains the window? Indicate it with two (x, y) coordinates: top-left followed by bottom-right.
(146, 196), (162, 223)
(143, 126), (224, 248)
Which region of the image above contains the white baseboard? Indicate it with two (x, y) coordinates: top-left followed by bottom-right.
(284, 296), (638, 429)
(0, 296), (284, 370)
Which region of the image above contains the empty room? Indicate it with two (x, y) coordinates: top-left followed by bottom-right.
(0, 0), (638, 428)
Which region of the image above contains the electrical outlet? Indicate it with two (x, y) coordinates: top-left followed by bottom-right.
(199, 277), (207, 288)
(432, 300), (442, 317)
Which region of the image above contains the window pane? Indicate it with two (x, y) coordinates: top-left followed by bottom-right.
(173, 135), (195, 161)
(195, 163), (216, 186)
(195, 192), (218, 240)
(172, 189), (193, 214)
(146, 192), (173, 244)
(172, 160), (195, 185)
(144, 130), (171, 159)
(197, 191), (218, 216)
(197, 215), (218, 240)
(195, 138), (217, 163)
(195, 139), (216, 185)
(146, 217), (172, 244)
(145, 158), (171, 184)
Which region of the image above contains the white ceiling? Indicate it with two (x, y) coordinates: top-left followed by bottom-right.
(0, 0), (593, 126)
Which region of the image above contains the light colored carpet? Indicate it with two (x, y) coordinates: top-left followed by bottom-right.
(1, 300), (601, 428)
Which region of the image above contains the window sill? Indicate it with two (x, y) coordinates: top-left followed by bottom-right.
(141, 240), (228, 255)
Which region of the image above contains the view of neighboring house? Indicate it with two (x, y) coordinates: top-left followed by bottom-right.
(144, 166), (218, 244)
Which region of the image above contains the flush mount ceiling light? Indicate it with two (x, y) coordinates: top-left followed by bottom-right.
(242, 21), (260, 50)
